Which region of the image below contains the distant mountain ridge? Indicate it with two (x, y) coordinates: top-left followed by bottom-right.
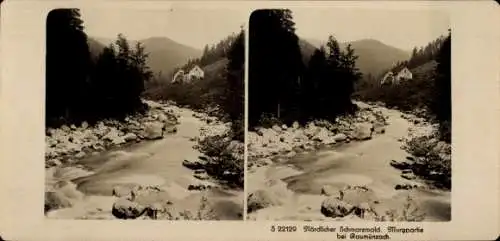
(299, 38), (411, 77)
(87, 36), (202, 77)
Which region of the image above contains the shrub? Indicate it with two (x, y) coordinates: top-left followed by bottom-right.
(403, 133), (451, 189)
(197, 133), (244, 188)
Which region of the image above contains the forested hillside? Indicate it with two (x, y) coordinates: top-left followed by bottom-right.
(354, 32), (452, 142)
(84, 36), (202, 79)
(140, 37), (202, 78)
(302, 38), (410, 77)
(143, 30), (245, 141)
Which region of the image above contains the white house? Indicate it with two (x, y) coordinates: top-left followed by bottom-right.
(184, 65), (204, 83)
(380, 71), (394, 85)
(171, 65), (205, 84)
(395, 67), (413, 82)
(381, 67), (413, 85)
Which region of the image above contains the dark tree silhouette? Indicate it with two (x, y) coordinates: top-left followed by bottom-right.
(221, 29), (245, 141)
(303, 47), (328, 121)
(46, 8), (91, 126)
(249, 9), (362, 128)
(248, 9), (305, 128)
(46, 9), (152, 126)
(431, 30), (451, 142)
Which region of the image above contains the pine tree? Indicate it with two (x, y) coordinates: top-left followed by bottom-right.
(432, 30), (451, 142)
(303, 47), (328, 120)
(222, 29), (245, 141)
(91, 45), (118, 117)
(339, 43), (362, 112)
(248, 9), (305, 127)
(46, 8), (91, 126)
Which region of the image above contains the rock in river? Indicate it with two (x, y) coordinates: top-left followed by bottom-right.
(333, 133), (347, 142)
(45, 191), (72, 213)
(112, 197), (147, 219)
(123, 133), (138, 142)
(247, 189), (282, 213)
(142, 122), (164, 140)
(321, 197), (356, 218)
(352, 123), (373, 140)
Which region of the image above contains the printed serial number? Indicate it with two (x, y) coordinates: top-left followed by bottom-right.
(271, 225), (298, 232)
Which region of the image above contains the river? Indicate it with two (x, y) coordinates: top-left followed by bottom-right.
(46, 108), (243, 220)
(248, 105), (450, 221)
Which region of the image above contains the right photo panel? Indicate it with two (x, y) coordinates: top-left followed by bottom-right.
(246, 8), (451, 221)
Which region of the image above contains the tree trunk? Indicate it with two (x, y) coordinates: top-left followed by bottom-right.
(277, 102), (281, 119)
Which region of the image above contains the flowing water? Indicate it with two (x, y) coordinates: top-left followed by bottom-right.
(250, 107), (451, 221)
(47, 108), (243, 220)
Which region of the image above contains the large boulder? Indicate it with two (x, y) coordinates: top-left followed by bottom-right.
(81, 121), (89, 130)
(102, 128), (119, 141)
(256, 128), (265, 137)
(111, 184), (171, 220)
(304, 123), (319, 138)
(321, 186), (378, 219)
(333, 133), (347, 142)
(312, 128), (331, 143)
(340, 186), (377, 206)
(123, 133), (138, 142)
(112, 198), (147, 219)
(163, 124), (178, 134)
(45, 191), (72, 213)
(142, 122), (164, 140)
(247, 189), (282, 213)
(157, 113), (168, 122)
(312, 127), (337, 145)
(272, 125), (282, 133)
(61, 125), (71, 132)
(352, 123), (373, 140)
(321, 197), (355, 218)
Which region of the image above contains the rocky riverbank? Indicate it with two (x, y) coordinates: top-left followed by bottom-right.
(45, 99), (180, 168)
(246, 102), (451, 221)
(45, 100), (244, 220)
(247, 102), (389, 171)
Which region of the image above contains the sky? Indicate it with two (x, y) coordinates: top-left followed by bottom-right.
(78, 5), (449, 52)
(291, 8), (450, 51)
(79, 6), (249, 50)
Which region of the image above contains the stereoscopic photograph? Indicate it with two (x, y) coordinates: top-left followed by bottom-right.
(246, 8), (451, 221)
(44, 7), (245, 220)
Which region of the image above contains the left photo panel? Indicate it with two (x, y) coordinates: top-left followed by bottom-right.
(44, 7), (245, 220)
